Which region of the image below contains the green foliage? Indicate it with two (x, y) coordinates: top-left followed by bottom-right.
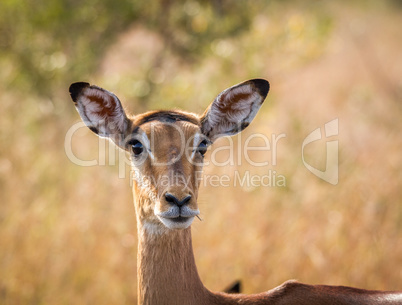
(0, 0), (261, 97)
(0, 0), (137, 95)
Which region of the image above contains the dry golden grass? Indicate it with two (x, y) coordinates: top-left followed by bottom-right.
(0, 2), (401, 304)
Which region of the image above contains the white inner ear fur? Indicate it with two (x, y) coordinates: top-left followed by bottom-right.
(77, 87), (126, 136)
(203, 82), (263, 141)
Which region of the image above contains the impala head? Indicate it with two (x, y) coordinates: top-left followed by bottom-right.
(69, 79), (269, 231)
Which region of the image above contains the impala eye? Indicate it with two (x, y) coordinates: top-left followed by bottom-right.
(130, 140), (144, 156)
(197, 140), (208, 156)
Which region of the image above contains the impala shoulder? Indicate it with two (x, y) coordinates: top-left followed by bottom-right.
(265, 280), (318, 304)
(275, 280), (305, 292)
(265, 280), (305, 300)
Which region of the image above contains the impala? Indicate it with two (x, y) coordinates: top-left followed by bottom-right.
(69, 79), (402, 305)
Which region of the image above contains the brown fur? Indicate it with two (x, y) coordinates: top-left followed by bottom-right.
(69, 80), (402, 305)
(90, 94), (116, 116)
(131, 111), (402, 305)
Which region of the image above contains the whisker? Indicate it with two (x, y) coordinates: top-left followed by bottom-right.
(196, 215), (203, 221)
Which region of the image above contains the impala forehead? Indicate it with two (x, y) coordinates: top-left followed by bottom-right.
(133, 120), (202, 152)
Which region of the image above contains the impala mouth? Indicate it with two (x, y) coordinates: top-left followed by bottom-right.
(155, 206), (200, 229)
(157, 215), (195, 229)
(170, 216), (191, 223)
(156, 206), (200, 219)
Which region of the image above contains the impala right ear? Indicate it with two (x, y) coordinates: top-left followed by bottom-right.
(69, 82), (130, 146)
(200, 79), (269, 143)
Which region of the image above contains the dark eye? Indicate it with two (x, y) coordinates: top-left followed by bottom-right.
(130, 140), (144, 156)
(197, 140), (208, 156)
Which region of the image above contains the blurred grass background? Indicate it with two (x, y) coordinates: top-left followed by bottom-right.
(0, 0), (401, 304)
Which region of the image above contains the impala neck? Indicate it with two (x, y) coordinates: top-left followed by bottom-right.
(133, 195), (210, 305)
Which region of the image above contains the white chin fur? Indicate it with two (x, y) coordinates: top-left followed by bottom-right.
(157, 216), (195, 230)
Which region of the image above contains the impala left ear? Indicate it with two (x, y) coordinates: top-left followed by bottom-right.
(200, 79), (269, 143)
(69, 82), (130, 147)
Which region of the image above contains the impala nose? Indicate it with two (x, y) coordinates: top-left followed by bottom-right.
(164, 193), (192, 207)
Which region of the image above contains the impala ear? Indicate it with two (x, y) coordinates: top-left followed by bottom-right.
(200, 79), (269, 143)
(69, 82), (130, 146)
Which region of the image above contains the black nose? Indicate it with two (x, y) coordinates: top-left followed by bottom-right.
(165, 193), (192, 207)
